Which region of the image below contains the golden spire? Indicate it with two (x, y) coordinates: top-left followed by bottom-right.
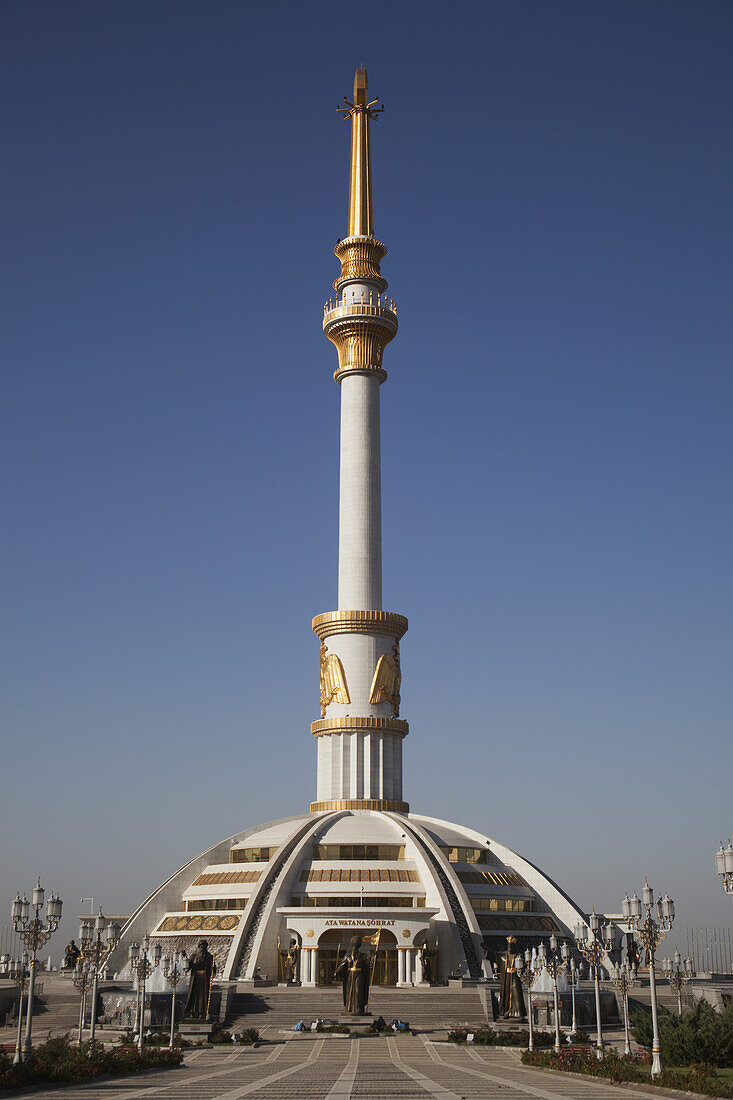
(338, 67), (383, 238)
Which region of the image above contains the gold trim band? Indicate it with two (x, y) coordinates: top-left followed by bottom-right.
(311, 717), (409, 738)
(310, 798), (409, 814)
(312, 610), (408, 640)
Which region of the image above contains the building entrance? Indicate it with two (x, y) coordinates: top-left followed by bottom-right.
(317, 929), (398, 987)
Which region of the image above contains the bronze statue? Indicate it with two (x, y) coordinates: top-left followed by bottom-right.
(498, 936), (525, 1018)
(334, 935), (371, 1015)
(419, 942), (437, 983)
(282, 939), (299, 983)
(63, 940), (81, 970)
(183, 939), (216, 1020)
(626, 931), (640, 972)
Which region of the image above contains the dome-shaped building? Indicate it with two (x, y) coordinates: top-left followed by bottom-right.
(110, 69), (588, 997)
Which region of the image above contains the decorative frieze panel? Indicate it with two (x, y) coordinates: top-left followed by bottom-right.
(156, 913), (241, 934)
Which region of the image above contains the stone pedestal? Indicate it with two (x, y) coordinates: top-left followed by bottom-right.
(339, 1013), (373, 1033)
(179, 1021), (211, 1039)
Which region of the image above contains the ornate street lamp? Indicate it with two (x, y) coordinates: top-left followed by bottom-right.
(129, 935), (161, 1052)
(514, 950), (539, 1053)
(72, 961), (94, 1047)
(663, 950), (693, 1016)
(11, 879), (63, 1062)
(561, 941), (579, 1038)
(537, 935), (565, 1053)
(575, 909), (614, 1060)
(7, 954), (30, 1066)
(162, 951), (185, 1049)
(714, 841), (733, 895)
(612, 960), (637, 1055)
(80, 908), (121, 1044)
(622, 880), (674, 1077)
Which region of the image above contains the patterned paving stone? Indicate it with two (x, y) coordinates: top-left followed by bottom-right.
(22, 1037), (667, 1099)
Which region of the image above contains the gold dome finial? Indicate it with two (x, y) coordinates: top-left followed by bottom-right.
(338, 67), (383, 238)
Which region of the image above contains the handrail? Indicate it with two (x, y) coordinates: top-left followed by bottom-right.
(323, 299), (397, 318)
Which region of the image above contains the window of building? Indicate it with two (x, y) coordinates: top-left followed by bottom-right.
(457, 869), (525, 887)
(311, 844), (405, 861)
(185, 898), (248, 911)
(440, 846), (488, 864)
(290, 895), (423, 908)
(302, 868), (418, 883)
(230, 847), (276, 864)
(192, 870), (261, 886)
(469, 898), (533, 912)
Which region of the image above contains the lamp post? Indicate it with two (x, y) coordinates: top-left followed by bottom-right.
(162, 951), (185, 1049)
(612, 960), (636, 1055)
(72, 961), (94, 1047)
(8, 954), (30, 1066)
(561, 942), (578, 1038)
(538, 935), (565, 1053)
(11, 879), (63, 1062)
(80, 908), (120, 1044)
(663, 950), (693, 1016)
(622, 880), (674, 1077)
(714, 841), (733, 895)
(514, 950), (539, 1053)
(575, 909), (614, 1060)
(128, 936), (161, 1052)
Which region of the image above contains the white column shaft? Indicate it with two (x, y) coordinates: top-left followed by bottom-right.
(338, 374), (382, 610)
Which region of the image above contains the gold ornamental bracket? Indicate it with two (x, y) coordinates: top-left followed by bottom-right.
(337, 67), (384, 239)
(312, 610), (408, 641)
(369, 645), (401, 715)
(319, 641), (350, 718)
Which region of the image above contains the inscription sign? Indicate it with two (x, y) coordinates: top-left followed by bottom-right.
(324, 918), (395, 927)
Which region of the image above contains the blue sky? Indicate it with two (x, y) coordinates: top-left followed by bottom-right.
(1, 0), (731, 959)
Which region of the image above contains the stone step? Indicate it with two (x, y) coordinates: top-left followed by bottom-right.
(226, 984), (489, 1029)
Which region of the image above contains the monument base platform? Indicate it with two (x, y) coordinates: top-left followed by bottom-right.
(179, 1021), (212, 1038)
(339, 1013), (373, 1033)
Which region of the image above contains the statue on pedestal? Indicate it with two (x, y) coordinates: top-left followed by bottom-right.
(626, 931), (640, 972)
(183, 939), (216, 1020)
(334, 935), (370, 1015)
(282, 939), (299, 983)
(64, 940), (81, 970)
(499, 936), (525, 1018)
(419, 942), (437, 983)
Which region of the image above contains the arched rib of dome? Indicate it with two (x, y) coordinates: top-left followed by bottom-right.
(228, 811), (342, 981)
(108, 813), (311, 978)
(388, 813), (488, 979)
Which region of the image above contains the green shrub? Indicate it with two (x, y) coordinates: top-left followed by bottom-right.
(631, 1000), (733, 1068)
(447, 1027), (554, 1047)
(239, 1028), (260, 1044)
(208, 1022), (233, 1045)
(0, 1034), (183, 1092)
(522, 1047), (733, 1096)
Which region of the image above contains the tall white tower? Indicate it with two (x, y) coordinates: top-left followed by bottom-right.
(311, 68), (408, 814)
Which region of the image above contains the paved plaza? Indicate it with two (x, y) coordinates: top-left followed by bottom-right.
(22, 1036), (664, 1099)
